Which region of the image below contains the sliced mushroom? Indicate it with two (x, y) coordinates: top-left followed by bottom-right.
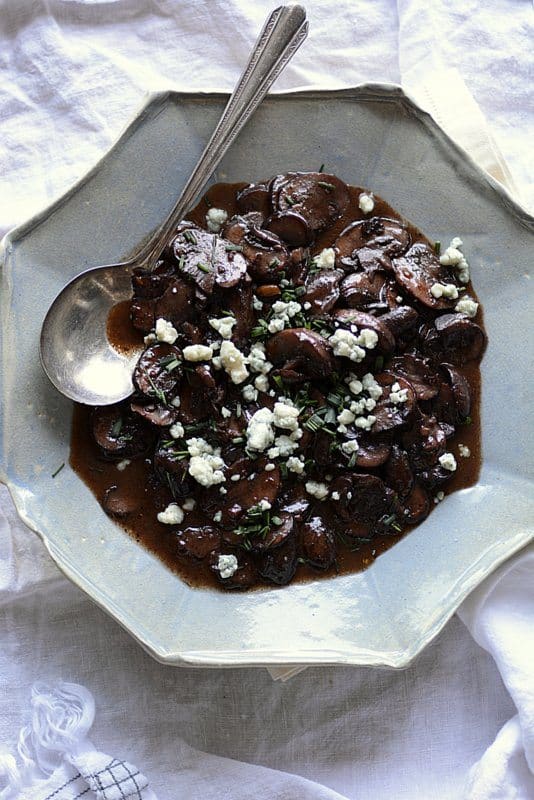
(352, 439), (391, 470)
(130, 401), (180, 427)
(303, 269), (343, 315)
(278, 484), (311, 521)
(332, 309), (396, 354)
(154, 278), (196, 327)
(339, 271), (387, 310)
(329, 473), (395, 524)
(174, 526), (221, 561)
(421, 314), (487, 365)
(299, 516), (336, 569)
(403, 414), (447, 472)
(383, 445), (414, 499)
(130, 298), (155, 334)
(170, 224), (247, 293)
(266, 328), (335, 381)
(153, 438), (192, 499)
(335, 216), (410, 265)
(210, 552), (258, 589)
(258, 535), (297, 585)
(264, 210), (311, 247)
(370, 373), (417, 433)
(220, 465), (281, 526)
(389, 353), (439, 401)
(92, 404), (154, 460)
(379, 306), (419, 339)
(392, 242), (459, 309)
(400, 483), (430, 524)
(441, 363), (471, 420)
(223, 214), (289, 281)
(253, 512), (294, 552)
(236, 182), (271, 217)
(272, 172), (350, 235)
(102, 485), (141, 518)
(133, 343), (182, 401)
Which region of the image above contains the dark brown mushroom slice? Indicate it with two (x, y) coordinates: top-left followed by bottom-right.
(370, 373), (417, 433)
(253, 512), (294, 552)
(130, 299), (155, 333)
(379, 306), (419, 339)
(330, 473), (395, 524)
(421, 313), (487, 365)
(258, 535), (297, 585)
(216, 282), (255, 347)
(278, 484), (311, 521)
(299, 516), (336, 569)
(273, 172), (350, 234)
(177, 366), (224, 425)
(133, 343), (182, 401)
(353, 246), (394, 273)
(220, 465), (281, 526)
(332, 309), (396, 354)
(312, 429), (336, 466)
(102, 485), (141, 518)
(130, 401), (180, 427)
(223, 214), (289, 282)
(92, 404), (154, 460)
(153, 442), (193, 501)
(236, 182), (271, 217)
(209, 551), (258, 589)
(392, 242), (459, 309)
(131, 262), (173, 299)
(339, 271), (388, 310)
(174, 526), (221, 562)
(303, 269), (344, 315)
(383, 445), (414, 499)
(154, 278), (196, 327)
(352, 439), (391, 470)
(335, 216), (411, 264)
(403, 414), (447, 471)
(264, 210), (311, 247)
(441, 363), (471, 420)
(389, 353), (439, 401)
(170, 224), (248, 293)
(266, 328), (335, 381)
(416, 464), (454, 491)
(400, 483), (430, 524)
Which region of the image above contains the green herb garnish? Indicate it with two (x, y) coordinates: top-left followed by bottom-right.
(317, 181), (335, 191)
(183, 230), (197, 245)
(197, 262), (212, 274)
(51, 463), (65, 479)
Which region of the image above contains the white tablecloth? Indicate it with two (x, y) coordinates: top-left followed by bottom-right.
(1, 2), (533, 798)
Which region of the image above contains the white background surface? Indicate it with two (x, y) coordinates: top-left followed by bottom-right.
(1, 1), (533, 798)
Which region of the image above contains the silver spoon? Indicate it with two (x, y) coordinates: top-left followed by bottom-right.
(40, 5), (308, 406)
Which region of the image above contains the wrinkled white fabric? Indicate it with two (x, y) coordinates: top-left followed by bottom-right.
(1, 1), (533, 799)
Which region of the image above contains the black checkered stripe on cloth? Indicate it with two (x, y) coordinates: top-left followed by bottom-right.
(43, 759), (149, 800)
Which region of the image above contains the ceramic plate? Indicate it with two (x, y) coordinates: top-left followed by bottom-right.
(1, 86), (533, 668)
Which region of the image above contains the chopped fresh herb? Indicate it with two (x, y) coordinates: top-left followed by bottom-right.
(204, 195), (212, 207)
(197, 262), (212, 274)
(224, 243), (243, 252)
(317, 181), (335, 191)
(272, 375), (284, 390)
(348, 452), (358, 468)
(232, 436), (244, 444)
(434, 241), (441, 255)
(271, 516), (283, 526)
(464, 415), (472, 425)
(279, 462), (288, 479)
(374, 355), (384, 372)
(304, 411), (326, 432)
(297, 557), (308, 564)
(285, 195), (297, 207)
(178, 254), (185, 271)
(111, 417), (123, 437)
(164, 358), (181, 373)
(269, 257), (280, 268)
(318, 163), (325, 173)
(183, 230), (197, 245)
(51, 463), (65, 479)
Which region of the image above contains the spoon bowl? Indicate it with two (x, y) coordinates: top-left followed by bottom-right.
(40, 4), (307, 405)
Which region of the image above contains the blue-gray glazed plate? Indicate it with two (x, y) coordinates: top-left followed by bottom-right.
(1, 86), (533, 667)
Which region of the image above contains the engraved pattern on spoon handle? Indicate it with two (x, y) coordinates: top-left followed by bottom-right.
(138, 4), (308, 267)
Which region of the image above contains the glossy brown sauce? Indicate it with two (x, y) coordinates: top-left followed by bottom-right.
(71, 180), (483, 590)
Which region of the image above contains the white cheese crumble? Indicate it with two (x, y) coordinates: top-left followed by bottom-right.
(246, 407), (275, 452)
(182, 498), (196, 511)
(205, 207), (228, 232)
(157, 503), (184, 525)
(254, 374), (269, 392)
(144, 333), (157, 345)
(440, 237), (470, 283)
(248, 343), (273, 375)
(267, 435), (299, 459)
(305, 481), (329, 501)
(252, 296), (264, 311)
(389, 382), (409, 404)
(438, 452), (457, 472)
(348, 377), (363, 395)
(265, 463), (276, 472)
(434, 491), (445, 504)
(216, 553), (238, 579)
(220, 486), (227, 495)
(287, 456), (305, 474)
(219, 340), (249, 384)
(458, 444), (471, 458)
(313, 247), (336, 269)
(221, 406), (231, 419)
(362, 372), (383, 400)
(171, 396), (181, 408)
(183, 344), (213, 361)
(186, 437), (226, 486)
(455, 297), (479, 318)
(258, 499), (271, 511)
(213, 511), (222, 522)
(337, 409), (355, 426)
(354, 415), (376, 430)
(155, 318), (178, 344)
(267, 300), (302, 333)
(116, 459), (131, 471)
(230, 474), (240, 482)
(242, 384), (258, 402)
(341, 439), (359, 455)
(430, 282), (459, 300)
(209, 316), (236, 340)
(331, 491), (340, 501)
(273, 400), (300, 432)
(169, 421), (185, 439)
(358, 192), (375, 214)
(329, 328), (378, 362)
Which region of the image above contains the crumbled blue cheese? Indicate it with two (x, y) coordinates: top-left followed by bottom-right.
(219, 340), (249, 383)
(267, 300), (302, 333)
(221, 406), (231, 419)
(213, 511), (222, 523)
(252, 296), (264, 311)
(186, 437), (226, 486)
(267, 435), (299, 459)
(458, 443), (471, 458)
(169, 421), (185, 439)
(337, 409), (355, 427)
(254, 374), (269, 392)
(230, 474), (240, 482)
(389, 382), (409, 404)
(258, 499), (271, 511)
(287, 455), (305, 474)
(313, 247), (336, 269)
(347, 376), (363, 395)
(329, 328), (378, 362)
(362, 373), (383, 400)
(273, 400), (300, 432)
(358, 192), (374, 214)
(155, 318), (178, 344)
(341, 439), (359, 456)
(434, 491), (445, 504)
(305, 480), (329, 500)
(354, 415), (376, 430)
(455, 297), (479, 318)
(209, 316), (236, 340)
(438, 452), (457, 472)
(242, 384), (258, 402)
(205, 207), (228, 232)
(246, 407), (274, 452)
(144, 333), (157, 345)
(248, 343), (273, 374)
(171, 396), (181, 408)
(183, 344), (213, 361)
(216, 553), (238, 579)
(182, 498), (196, 511)
(440, 237), (470, 284)
(430, 282), (459, 300)
(265, 462), (276, 472)
(157, 503), (184, 525)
